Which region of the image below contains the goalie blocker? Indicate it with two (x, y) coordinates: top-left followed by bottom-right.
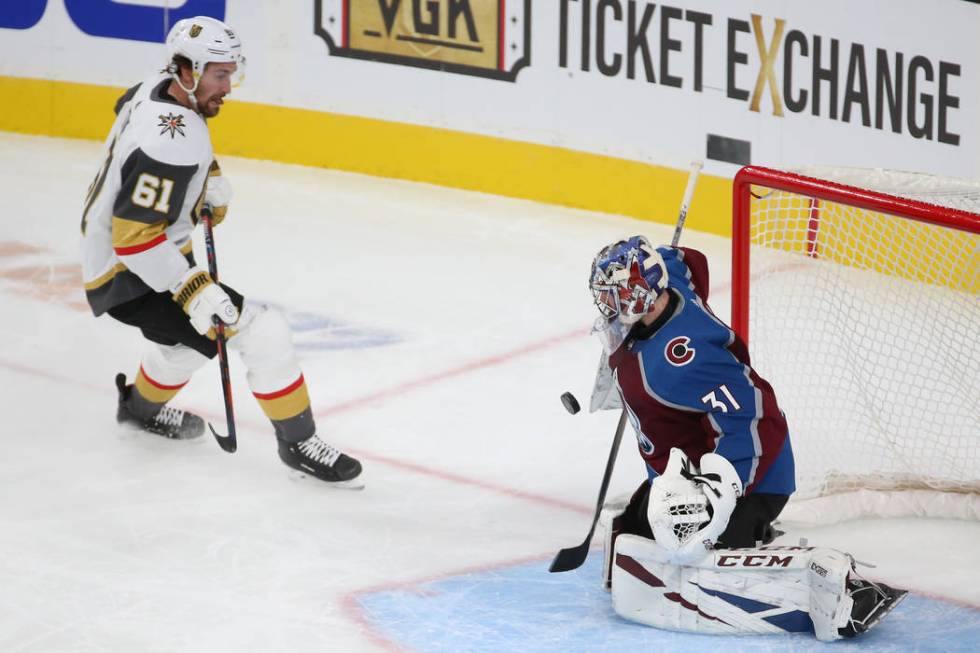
(600, 506), (908, 641)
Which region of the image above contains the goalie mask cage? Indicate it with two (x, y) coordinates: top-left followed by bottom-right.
(731, 166), (979, 523)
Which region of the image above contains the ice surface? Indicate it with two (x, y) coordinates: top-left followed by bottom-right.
(356, 555), (979, 653)
(0, 133), (976, 652)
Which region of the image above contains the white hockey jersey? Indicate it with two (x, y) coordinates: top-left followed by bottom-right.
(81, 72), (215, 316)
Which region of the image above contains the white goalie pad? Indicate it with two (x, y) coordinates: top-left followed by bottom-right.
(599, 500), (630, 592)
(589, 317), (626, 412)
(610, 534), (856, 641)
(589, 351), (622, 412)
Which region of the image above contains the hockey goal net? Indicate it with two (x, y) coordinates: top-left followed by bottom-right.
(731, 166), (979, 523)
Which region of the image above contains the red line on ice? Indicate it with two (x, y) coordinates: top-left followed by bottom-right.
(0, 325), (593, 517)
(311, 325), (588, 418)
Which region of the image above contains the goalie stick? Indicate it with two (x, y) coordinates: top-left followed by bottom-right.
(201, 205), (238, 454)
(548, 160), (703, 573)
(548, 410), (627, 572)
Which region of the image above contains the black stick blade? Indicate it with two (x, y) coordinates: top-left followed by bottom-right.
(208, 423), (237, 453)
(549, 411), (627, 573)
(548, 542), (591, 573)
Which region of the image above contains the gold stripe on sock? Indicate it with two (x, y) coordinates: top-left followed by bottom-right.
(254, 375), (311, 421)
(134, 366), (186, 404)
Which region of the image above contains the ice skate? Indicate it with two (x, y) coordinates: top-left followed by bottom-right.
(278, 433), (364, 489)
(115, 373), (205, 440)
(840, 579), (909, 638)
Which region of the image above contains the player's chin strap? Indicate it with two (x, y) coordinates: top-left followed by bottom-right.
(167, 63), (200, 112)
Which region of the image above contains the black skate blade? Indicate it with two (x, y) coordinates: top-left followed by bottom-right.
(171, 430), (206, 441)
(849, 586), (910, 638)
(171, 422), (206, 440)
(286, 469), (365, 491)
(865, 589), (909, 632)
(116, 422), (206, 442)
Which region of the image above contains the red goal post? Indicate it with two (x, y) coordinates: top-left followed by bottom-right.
(730, 166), (979, 523)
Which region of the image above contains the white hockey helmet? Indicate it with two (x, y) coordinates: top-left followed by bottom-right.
(165, 16), (245, 92)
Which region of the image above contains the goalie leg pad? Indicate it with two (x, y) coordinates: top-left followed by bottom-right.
(603, 480), (656, 589)
(807, 549), (854, 641)
(610, 535), (890, 641)
(229, 303), (314, 442)
(601, 504), (626, 592)
(612, 535), (811, 636)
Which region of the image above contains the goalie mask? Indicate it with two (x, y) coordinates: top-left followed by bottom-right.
(590, 236), (669, 325)
(166, 16), (246, 95)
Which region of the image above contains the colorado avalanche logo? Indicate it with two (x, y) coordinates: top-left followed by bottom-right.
(665, 336), (695, 366)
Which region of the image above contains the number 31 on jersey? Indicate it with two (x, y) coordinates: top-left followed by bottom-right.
(702, 384), (742, 413)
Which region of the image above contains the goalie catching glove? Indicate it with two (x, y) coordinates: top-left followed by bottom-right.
(647, 448), (742, 563)
(170, 266), (239, 337)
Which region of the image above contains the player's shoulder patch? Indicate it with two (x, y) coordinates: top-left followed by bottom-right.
(129, 103), (209, 167)
(663, 335), (696, 367)
(156, 111), (189, 140)
(635, 339), (703, 412)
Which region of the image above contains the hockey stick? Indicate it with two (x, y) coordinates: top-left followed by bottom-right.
(548, 410), (627, 572)
(548, 160), (703, 573)
(672, 160), (703, 247)
(201, 205), (238, 454)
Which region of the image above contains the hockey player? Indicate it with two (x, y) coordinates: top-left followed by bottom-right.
(588, 236), (906, 640)
(79, 17), (362, 486)
(590, 236), (795, 548)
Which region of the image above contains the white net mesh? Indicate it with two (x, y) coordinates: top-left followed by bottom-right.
(741, 167), (979, 505)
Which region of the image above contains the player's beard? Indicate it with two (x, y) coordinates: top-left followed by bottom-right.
(197, 93), (224, 118)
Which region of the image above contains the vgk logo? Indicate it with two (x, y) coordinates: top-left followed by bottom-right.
(314, 0), (530, 81)
(157, 113), (187, 139)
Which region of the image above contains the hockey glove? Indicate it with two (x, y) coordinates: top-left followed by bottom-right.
(689, 452), (742, 545)
(647, 448), (712, 561)
(205, 163), (232, 225)
(647, 448), (742, 563)
(170, 266), (239, 337)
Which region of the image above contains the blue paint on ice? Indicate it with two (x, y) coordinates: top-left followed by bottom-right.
(356, 554), (980, 653)
(257, 301), (403, 351)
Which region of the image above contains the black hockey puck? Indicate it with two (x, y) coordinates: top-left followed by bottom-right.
(560, 391), (581, 415)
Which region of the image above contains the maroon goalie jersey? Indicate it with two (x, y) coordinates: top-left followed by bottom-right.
(608, 247), (796, 496)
